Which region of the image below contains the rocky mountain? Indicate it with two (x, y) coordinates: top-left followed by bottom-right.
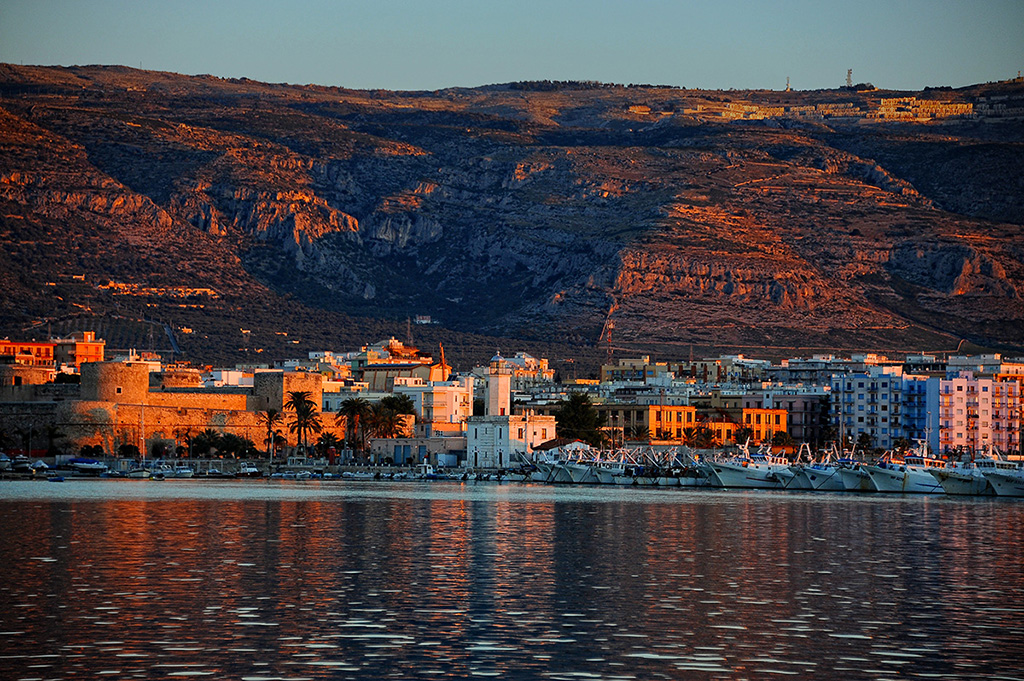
(1, 65), (1023, 369)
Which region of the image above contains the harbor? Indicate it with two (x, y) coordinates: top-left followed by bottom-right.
(4, 442), (1023, 497)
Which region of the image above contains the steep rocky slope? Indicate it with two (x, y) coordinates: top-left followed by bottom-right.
(1, 65), (1023, 367)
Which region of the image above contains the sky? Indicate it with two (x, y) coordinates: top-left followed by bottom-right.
(1, 0), (1022, 92)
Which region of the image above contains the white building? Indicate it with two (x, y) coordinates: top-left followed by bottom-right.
(393, 375), (474, 437)
(466, 354), (556, 469)
(831, 366), (908, 450)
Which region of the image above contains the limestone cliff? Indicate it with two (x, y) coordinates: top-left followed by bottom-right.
(1, 64), (1023, 365)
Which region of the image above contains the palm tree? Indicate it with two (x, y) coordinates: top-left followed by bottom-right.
(192, 429), (222, 457)
(43, 424), (66, 456)
(286, 390), (323, 454)
(337, 397), (370, 452)
(316, 432), (342, 458)
(380, 394), (416, 416)
(626, 425), (650, 443)
(258, 408), (284, 460)
(364, 402), (409, 440)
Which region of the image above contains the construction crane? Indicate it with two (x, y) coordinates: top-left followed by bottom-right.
(598, 318), (615, 364)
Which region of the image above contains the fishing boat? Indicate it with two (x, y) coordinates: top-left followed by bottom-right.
(982, 462), (1024, 497)
(864, 449), (945, 494)
(707, 444), (795, 489)
(929, 455), (997, 496)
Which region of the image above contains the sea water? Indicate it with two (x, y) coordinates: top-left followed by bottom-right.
(1, 479), (1022, 680)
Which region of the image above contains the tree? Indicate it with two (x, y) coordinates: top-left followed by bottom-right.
(258, 408), (284, 460)
(173, 427), (194, 458)
(192, 429), (222, 457)
(337, 397), (370, 451)
(43, 424), (65, 456)
(625, 425), (650, 442)
(364, 402), (409, 439)
(855, 432), (874, 452)
(771, 431), (795, 447)
(554, 392), (604, 446)
(316, 432), (342, 457)
(732, 427), (754, 445)
(379, 393), (416, 415)
(693, 426), (716, 449)
(286, 391), (323, 454)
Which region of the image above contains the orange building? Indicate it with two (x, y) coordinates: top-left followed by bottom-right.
(595, 403), (698, 443)
(55, 331), (105, 368)
(741, 408), (788, 443)
(0, 331), (105, 370)
(0, 340), (55, 367)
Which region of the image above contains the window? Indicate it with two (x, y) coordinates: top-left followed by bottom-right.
(116, 387), (122, 394)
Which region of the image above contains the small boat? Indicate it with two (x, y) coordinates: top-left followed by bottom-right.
(172, 465), (194, 478)
(238, 463), (262, 478)
(67, 457), (109, 476)
(126, 466), (150, 479)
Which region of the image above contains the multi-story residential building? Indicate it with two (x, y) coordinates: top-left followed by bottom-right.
(596, 403), (698, 443)
(927, 372), (1021, 456)
(600, 356), (673, 384)
(831, 366), (906, 450)
(768, 353), (893, 386)
(743, 387), (831, 445)
(673, 355), (770, 384)
(393, 375), (474, 438)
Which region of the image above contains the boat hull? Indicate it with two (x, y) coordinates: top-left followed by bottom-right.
(838, 466), (876, 492)
(708, 461), (792, 489)
(982, 470), (1024, 497)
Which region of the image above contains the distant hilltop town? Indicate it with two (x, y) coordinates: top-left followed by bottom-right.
(630, 93), (1022, 122)
(1, 333), (1021, 471)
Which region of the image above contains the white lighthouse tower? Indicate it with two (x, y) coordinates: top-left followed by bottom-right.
(486, 353), (511, 416)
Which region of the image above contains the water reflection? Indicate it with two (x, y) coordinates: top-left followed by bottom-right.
(1, 482), (1022, 679)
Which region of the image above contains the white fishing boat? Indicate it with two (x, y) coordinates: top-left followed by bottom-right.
(172, 465), (194, 478)
(864, 451), (945, 494)
(707, 444), (794, 489)
(930, 456), (997, 496)
(796, 462), (846, 491)
(837, 458), (876, 492)
(982, 462), (1024, 497)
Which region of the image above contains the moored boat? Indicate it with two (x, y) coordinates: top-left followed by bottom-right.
(707, 447), (794, 490)
(930, 456), (997, 496)
(982, 463), (1024, 497)
(864, 452), (945, 494)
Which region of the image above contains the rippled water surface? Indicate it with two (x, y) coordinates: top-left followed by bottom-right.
(1, 479), (1023, 680)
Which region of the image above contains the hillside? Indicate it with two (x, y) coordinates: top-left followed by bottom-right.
(2, 65), (1023, 370)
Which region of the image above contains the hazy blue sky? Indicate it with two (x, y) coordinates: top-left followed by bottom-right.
(2, 0), (1021, 91)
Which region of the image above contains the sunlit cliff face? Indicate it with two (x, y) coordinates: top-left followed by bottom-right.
(1, 64), (1023, 365)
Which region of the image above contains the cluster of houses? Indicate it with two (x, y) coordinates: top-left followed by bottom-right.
(1, 331), (1022, 468)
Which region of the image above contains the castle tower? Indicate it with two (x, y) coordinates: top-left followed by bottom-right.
(486, 353), (511, 416)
